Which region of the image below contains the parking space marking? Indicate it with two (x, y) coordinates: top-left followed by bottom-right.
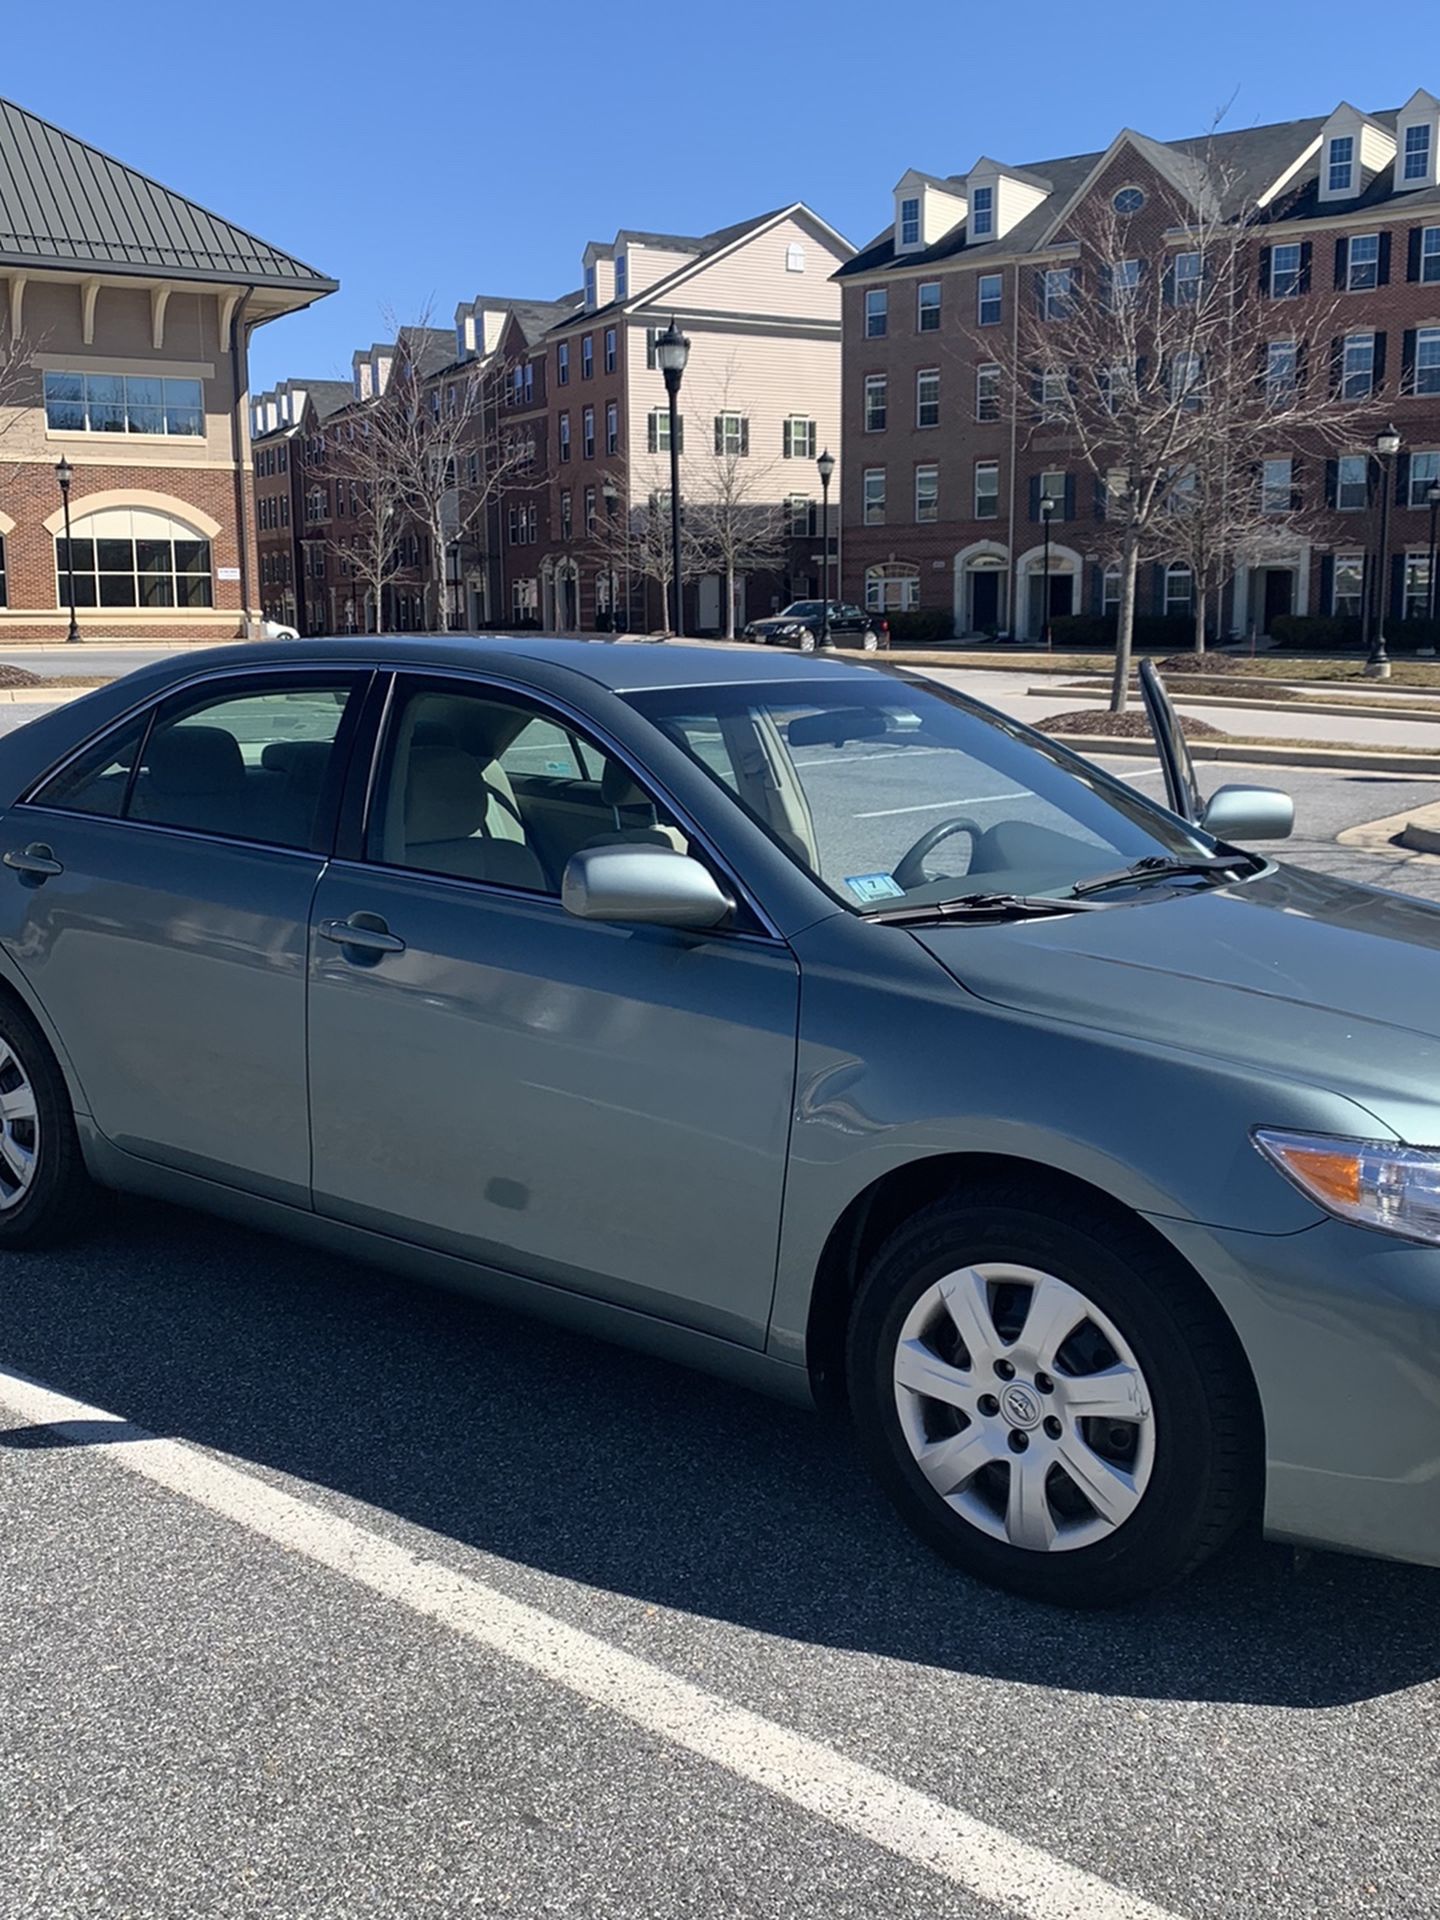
(0, 1361), (1184, 1920)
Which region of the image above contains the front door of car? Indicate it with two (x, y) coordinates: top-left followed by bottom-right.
(0, 670), (366, 1204)
(305, 674), (800, 1348)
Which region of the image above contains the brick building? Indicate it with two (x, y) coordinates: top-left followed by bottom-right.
(0, 94), (334, 640)
(836, 92), (1440, 640)
(250, 378), (351, 632)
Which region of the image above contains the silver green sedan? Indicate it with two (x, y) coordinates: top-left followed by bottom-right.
(0, 637), (1436, 1608)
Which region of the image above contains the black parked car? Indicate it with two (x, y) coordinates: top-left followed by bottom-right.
(741, 601), (886, 651)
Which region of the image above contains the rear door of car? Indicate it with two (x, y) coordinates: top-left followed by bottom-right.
(305, 669), (800, 1347)
(0, 667), (367, 1204)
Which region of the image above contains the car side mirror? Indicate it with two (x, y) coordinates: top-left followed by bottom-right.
(1200, 784), (1294, 843)
(561, 845), (735, 929)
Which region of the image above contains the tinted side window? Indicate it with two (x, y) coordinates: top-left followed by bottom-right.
(128, 685), (355, 847)
(30, 717), (149, 818)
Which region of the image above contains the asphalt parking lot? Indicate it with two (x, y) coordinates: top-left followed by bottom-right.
(2, 664), (1439, 1920)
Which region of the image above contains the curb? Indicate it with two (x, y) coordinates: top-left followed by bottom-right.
(1044, 733), (1440, 774)
(1028, 684), (1440, 724)
(1401, 822), (1440, 854)
(0, 685), (101, 704)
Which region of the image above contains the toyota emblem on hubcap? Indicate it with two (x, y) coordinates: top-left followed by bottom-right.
(1000, 1383), (1042, 1429)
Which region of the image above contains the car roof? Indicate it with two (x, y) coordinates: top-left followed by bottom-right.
(144, 634), (889, 694)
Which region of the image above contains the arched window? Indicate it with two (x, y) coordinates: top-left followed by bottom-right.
(55, 506), (212, 610)
(1164, 563), (1194, 616)
(785, 241), (806, 273)
(865, 562), (921, 613)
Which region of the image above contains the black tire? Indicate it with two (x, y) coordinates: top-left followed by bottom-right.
(845, 1184), (1258, 1607)
(0, 995), (97, 1250)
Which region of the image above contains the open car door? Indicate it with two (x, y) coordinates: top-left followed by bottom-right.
(1138, 658), (1204, 824)
(1137, 658), (1296, 845)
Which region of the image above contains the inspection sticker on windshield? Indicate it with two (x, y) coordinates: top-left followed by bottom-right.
(845, 872), (905, 903)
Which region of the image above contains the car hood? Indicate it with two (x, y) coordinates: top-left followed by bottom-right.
(911, 862), (1440, 1140)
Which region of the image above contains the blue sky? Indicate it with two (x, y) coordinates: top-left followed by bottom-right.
(4, 1), (1426, 391)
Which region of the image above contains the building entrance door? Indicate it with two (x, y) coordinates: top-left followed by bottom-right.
(1262, 568), (1294, 634)
(969, 569), (1000, 634)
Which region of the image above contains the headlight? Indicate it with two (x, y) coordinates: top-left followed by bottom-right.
(1254, 1129), (1440, 1246)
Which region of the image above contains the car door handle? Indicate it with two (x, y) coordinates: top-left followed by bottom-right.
(4, 844), (64, 881)
(317, 916), (406, 956)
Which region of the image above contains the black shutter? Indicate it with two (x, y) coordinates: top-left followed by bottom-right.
(1063, 473), (1076, 521)
(1378, 231), (1392, 286)
(1094, 475), (1108, 520)
(1298, 241), (1313, 292)
(1161, 259), (1176, 306)
(676, 417), (684, 454)
(740, 418), (749, 456)
(647, 415), (658, 453)
(1324, 458), (1338, 508)
(1373, 331), (1388, 393)
(1329, 334), (1343, 395)
(1334, 236), (1349, 289)
(1401, 328), (1418, 395)
(1028, 475), (1041, 521)
(1098, 264), (1113, 311)
(1258, 244), (1272, 296)
(1408, 228), (1423, 283)
(1396, 452), (1412, 506)
(782, 419), (792, 458)
(713, 416), (723, 455)
(1318, 553), (1334, 614)
(1295, 339), (1310, 392)
(1290, 459), (1303, 511)
(1390, 552), (1406, 623)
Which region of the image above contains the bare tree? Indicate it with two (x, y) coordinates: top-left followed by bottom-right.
(982, 156), (1359, 708)
(322, 405), (409, 633)
(588, 467), (706, 632)
(684, 366), (790, 637)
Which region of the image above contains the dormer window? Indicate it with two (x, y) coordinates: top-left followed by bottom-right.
(970, 186), (994, 238)
(1328, 136), (1355, 195)
(584, 263), (597, 309)
(786, 241), (806, 272)
(1405, 123), (1433, 183)
(900, 197), (921, 247)
(615, 255), (628, 299)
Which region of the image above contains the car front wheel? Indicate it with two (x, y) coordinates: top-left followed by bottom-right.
(0, 996), (97, 1249)
(796, 630), (818, 653)
(846, 1188), (1257, 1606)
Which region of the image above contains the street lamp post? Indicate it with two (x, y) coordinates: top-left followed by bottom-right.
(55, 457), (81, 643)
(1368, 423), (1402, 679)
(1039, 493), (1056, 650)
(653, 318), (690, 636)
(816, 448), (836, 647)
(1423, 480), (1440, 655)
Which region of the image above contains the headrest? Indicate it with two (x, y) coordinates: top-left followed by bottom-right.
(261, 739), (332, 791)
(601, 758), (651, 809)
(147, 725), (246, 796)
(404, 747), (489, 845)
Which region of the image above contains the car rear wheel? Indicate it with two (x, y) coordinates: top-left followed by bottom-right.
(0, 998), (96, 1250)
(861, 630), (880, 652)
(846, 1188), (1257, 1606)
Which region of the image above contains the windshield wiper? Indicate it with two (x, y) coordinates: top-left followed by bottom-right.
(1067, 853), (1255, 901)
(870, 891), (1108, 925)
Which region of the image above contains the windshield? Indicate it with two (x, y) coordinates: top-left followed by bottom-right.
(627, 674), (1223, 915)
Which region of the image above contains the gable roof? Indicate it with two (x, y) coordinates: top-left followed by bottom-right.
(0, 94), (335, 294)
(837, 110), (1393, 278)
(551, 204), (849, 334)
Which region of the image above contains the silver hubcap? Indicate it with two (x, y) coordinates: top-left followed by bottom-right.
(0, 1040), (40, 1210)
(893, 1263), (1155, 1554)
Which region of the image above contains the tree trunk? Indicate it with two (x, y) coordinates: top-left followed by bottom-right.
(725, 559), (736, 639)
(1193, 586), (1206, 656)
(1109, 533), (1141, 713)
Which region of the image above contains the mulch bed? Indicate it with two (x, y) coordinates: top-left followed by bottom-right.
(0, 665), (43, 689)
(1038, 709), (1229, 739)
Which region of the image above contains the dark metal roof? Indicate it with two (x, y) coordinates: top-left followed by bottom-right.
(0, 95), (336, 292)
(836, 111), (1412, 280)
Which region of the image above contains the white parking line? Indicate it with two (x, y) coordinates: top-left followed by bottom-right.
(0, 1361), (1183, 1920)
(856, 793), (1021, 819)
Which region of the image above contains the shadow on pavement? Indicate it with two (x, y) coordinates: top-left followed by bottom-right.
(3, 1194), (1436, 1711)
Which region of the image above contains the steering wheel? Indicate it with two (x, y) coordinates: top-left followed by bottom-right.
(892, 816), (983, 892)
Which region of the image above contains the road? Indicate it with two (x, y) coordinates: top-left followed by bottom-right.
(2, 647), (1438, 1919)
